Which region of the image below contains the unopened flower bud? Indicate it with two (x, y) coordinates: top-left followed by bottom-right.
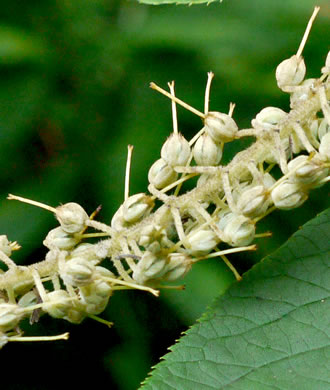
(193, 133), (222, 166)
(162, 253), (192, 281)
(287, 155), (328, 187)
(205, 112), (238, 143)
(43, 227), (80, 250)
(0, 304), (22, 332)
(276, 55), (306, 89)
(318, 118), (330, 141)
(61, 257), (95, 286)
(222, 214), (255, 247)
(290, 78), (316, 106)
(44, 290), (72, 319)
(236, 185), (270, 218)
(0, 236), (12, 256)
(319, 132), (330, 161)
(70, 243), (100, 265)
(56, 203), (88, 233)
(252, 107), (287, 130)
(123, 193), (154, 223)
(161, 133), (191, 167)
(133, 251), (167, 285)
(184, 228), (219, 256)
(271, 180), (308, 210)
(148, 158), (178, 189)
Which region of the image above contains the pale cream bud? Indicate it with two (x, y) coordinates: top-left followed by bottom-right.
(252, 107), (287, 130)
(276, 55), (306, 89)
(318, 118), (330, 141)
(148, 158), (178, 189)
(44, 290), (72, 319)
(61, 257), (95, 286)
(0, 304), (22, 332)
(122, 193), (154, 223)
(271, 181), (308, 210)
(56, 202), (88, 233)
(184, 229), (219, 256)
(287, 155), (328, 187)
(43, 227), (80, 250)
(161, 133), (191, 167)
(236, 185), (270, 218)
(319, 133), (330, 161)
(222, 214), (255, 247)
(0, 235), (12, 256)
(204, 112), (238, 143)
(193, 133), (222, 166)
(162, 253), (192, 281)
(133, 251), (167, 285)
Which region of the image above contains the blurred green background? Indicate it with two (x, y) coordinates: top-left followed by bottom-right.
(0, 0), (329, 389)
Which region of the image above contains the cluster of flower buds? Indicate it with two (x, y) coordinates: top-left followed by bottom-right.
(0, 7), (328, 348)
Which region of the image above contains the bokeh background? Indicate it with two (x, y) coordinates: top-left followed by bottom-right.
(0, 0), (329, 389)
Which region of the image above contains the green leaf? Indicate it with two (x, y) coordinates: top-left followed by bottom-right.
(138, 0), (221, 5)
(141, 208), (330, 389)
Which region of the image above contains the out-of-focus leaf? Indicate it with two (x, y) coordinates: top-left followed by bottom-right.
(138, 0), (220, 4)
(141, 208), (330, 389)
(0, 25), (46, 64)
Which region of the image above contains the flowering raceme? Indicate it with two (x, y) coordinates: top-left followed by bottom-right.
(0, 7), (329, 349)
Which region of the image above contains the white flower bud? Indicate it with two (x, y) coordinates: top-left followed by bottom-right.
(148, 158), (178, 189)
(319, 133), (330, 161)
(122, 193), (154, 223)
(133, 251), (167, 285)
(318, 118), (330, 141)
(196, 173), (213, 188)
(287, 155), (328, 187)
(184, 229), (219, 256)
(222, 214), (255, 247)
(70, 243), (100, 265)
(236, 185), (270, 218)
(251, 107), (287, 130)
(193, 134), (222, 166)
(204, 112), (238, 143)
(271, 180), (308, 210)
(60, 257), (95, 286)
(56, 202), (88, 234)
(162, 253), (192, 281)
(0, 333), (8, 349)
(44, 290), (72, 319)
(0, 236), (12, 256)
(43, 227), (80, 250)
(64, 307), (86, 324)
(161, 133), (191, 167)
(275, 55), (306, 89)
(18, 291), (38, 308)
(0, 304), (22, 332)
(79, 274), (112, 315)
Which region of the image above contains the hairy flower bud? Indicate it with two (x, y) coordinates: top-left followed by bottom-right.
(287, 155), (328, 187)
(44, 290), (72, 319)
(122, 193), (154, 223)
(221, 214), (255, 247)
(271, 181), (308, 210)
(236, 185), (270, 218)
(0, 304), (22, 332)
(148, 158), (178, 189)
(56, 202), (88, 234)
(162, 253), (192, 281)
(204, 112), (238, 143)
(276, 55), (306, 89)
(161, 133), (191, 167)
(193, 133), (222, 166)
(319, 133), (330, 161)
(43, 227), (80, 250)
(60, 257), (95, 287)
(318, 118), (330, 141)
(184, 228), (219, 256)
(252, 107), (287, 130)
(0, 236), (12, 257)
(132, 251), (167, 285)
